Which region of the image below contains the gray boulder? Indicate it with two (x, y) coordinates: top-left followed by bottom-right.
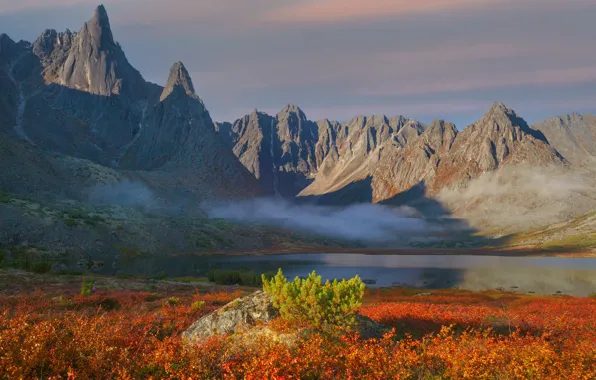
(182, 291), (278, 343)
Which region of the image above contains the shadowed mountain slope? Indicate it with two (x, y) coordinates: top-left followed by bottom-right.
(0, 5), (261, 201)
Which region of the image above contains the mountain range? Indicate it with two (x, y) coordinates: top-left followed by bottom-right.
(1, 5), (596, 264)
(215, 100), (596, 202)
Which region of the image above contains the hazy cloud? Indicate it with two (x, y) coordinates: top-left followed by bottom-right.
(1, 0), (594, 125)
(204, 198), (430, 243)
(438, 165), (596, 229)
(88, 180), (156, 210)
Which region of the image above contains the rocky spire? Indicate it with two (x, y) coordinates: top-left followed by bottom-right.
(160, 61), (196, 101)
(86, 5), (114, 48)
(46, 4), (146, 98)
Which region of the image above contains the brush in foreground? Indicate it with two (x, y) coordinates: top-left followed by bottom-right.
(262, 269), (365, 329)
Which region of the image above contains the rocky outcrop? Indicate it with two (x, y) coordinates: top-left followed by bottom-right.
(183, 291), (279, 343)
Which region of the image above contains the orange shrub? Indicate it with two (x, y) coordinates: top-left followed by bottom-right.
(1, 289), (595, 379)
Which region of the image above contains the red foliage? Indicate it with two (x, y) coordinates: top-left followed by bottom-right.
(1, 288), (595, 379)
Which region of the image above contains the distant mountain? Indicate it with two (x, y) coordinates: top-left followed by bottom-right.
(216, 102), (573, 204)
(533, 112), (596, 166)
(215, 108), (424, 197)
(0, 5), (261, 201)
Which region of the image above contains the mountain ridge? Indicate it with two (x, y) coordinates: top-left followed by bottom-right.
(0, 5), (262, 201)
(215, 102), (582, 203)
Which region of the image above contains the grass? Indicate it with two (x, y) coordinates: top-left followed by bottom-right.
(496, 210), (596, 251)
(539, 234), (596, 251)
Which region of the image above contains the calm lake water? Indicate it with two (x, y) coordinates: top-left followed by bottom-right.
(118, 254), (596, 297)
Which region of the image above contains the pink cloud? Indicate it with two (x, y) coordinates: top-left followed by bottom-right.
(265, 0), (502, 23)
(357, 66), (596, 97)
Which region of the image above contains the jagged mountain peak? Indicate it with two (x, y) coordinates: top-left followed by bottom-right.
(474, 102), (549, 143)
(423, 120), (458, 148)
(427, 119), (456, 130)
(489, 101), (509, 112)
(90, 5), (110, 26)
(31, 4), (148, 98)
(0, 33), (15, 57)
(480, 102), (517, 123)
(0, 33), (12, 44)
(84, 4), (115, 49)
(277, 104), (307, 120)
(160, 61), (196, 101)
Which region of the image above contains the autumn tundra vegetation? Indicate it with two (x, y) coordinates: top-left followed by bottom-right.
(0, 269), (595, 379)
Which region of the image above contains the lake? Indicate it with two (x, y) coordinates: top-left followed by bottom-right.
(118, 253), (596, 297)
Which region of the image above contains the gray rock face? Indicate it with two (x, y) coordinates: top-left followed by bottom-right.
(216, 108), (425, 197)
(372, 120), (457, 202)
(160, 61), (195, 101)
(299, 115), (427, 198)
(533, 112), (596, 166)
(50, 5), (146, 99)
(214, 105), (319, 196)
(183, 291), (278, 343)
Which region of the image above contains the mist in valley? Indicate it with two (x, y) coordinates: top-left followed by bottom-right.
(203, 198), (434, 243)
(438, 165), (596, 229)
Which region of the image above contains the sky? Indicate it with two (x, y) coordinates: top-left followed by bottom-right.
(1, 0), (595, 127)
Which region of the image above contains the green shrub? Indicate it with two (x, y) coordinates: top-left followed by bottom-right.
(208, 269), (242, 285)
(0, 191), (11, 203)
(0, 250), (4, 267)
(191, 300), (205, 311)
(31, 261), (52, 274)
(208, 269), (275, 287)
(262, 269), (365, 329)
(80, 278), (95, 296)
(64, 218), (78, 227)
(589, 292), (596, 298)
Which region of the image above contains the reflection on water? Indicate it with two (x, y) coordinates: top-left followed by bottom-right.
(115, 254), (596, 297)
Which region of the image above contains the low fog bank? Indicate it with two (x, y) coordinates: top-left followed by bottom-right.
(88, 181), (157, 211)
(438, 165), (596, 229)
(203, 198), (433, 243)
